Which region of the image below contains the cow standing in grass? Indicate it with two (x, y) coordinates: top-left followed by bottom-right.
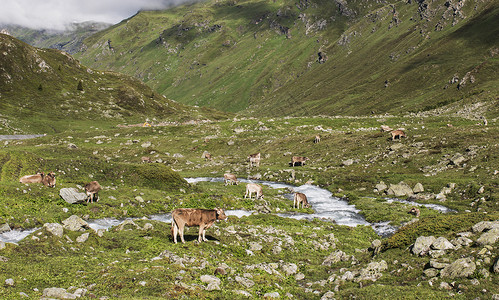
(85, 181), (101, 203)
(248, 153), (261, 167)
(390, 130), (406, 141)
(291, 156), (309, 167)
(171, 208), (227, 243)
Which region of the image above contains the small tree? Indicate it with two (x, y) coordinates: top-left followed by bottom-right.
(77, 80), (84, 91)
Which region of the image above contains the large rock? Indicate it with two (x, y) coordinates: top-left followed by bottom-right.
(42, 287), (85, 299)
(493, 257), (499, 274)
(281, 263), (298, 276)
(375, 182), (388, 193)
(449, 153), (467, 166)
(413, 183), (424, 194)
(472, 221), (499, 233)
(200, 275), (221, 291)
(476, 228), (499, 246)
(440, 257), (476, 278)
(0, 223), (11, 233)
(59, 188), (87, 204)
(431, 237), (454, 250)
(412, 236), (436, 256)
(43, 223), (64, 237)
(62, 215), (89, 232)
(387, 182), (413, 197)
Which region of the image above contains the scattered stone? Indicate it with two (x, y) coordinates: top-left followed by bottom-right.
(59, 188), (87, 204)
(412, 236), (436, 256)
(295, 273), (305, 280)
(248, 242), (262, 251)
(135, 196), (145, 203)
(449, 153), (466, 166)
(0, 241), (5, 250)
(281, 263), (298, 276)
(429, 259), (448, 269)
(142, 223), (154, 231)
(234, 290), (252, 297)
(375, 182), (387, 193)
(370, 239), (382, 256)
(431, 237), (454, 250)
(76, 233), (89, 243)
(115, 220), (141, 231)
(43, 223), (64, 237)
(62, 215), (89, 232)
(42, 287), (83, 299)
(423, 268), (439, 278)
(263, 292), (280, 298)
(493, 257), (499, 274)
(451, 236), (473, 247)
(5, 278), (14, 286)
(200, 275), (221, 290)
(439, 281), (453, 290)
(389, 143), (405, 151)
(235, 276), (255, 288)
(67, 143), (78, 149)
(413, 183), (424, 193)
(342, 159), (354, 166)
(322, 250), (349, 266)
(321, 291), (335, 300)
(440, 257), (476, 278)
(356, 260), (388, 282)
(0, 223), (11, 233)
(141, 142), (152, 148)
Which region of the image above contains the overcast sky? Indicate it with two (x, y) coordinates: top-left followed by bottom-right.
(1, 0), (192, 30)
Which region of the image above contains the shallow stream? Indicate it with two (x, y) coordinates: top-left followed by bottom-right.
(1, 177), (454, 243)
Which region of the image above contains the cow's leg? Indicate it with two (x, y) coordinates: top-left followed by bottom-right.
(198, 225), (205, 243)
(179, 224), (186, 243)
(173, 223), (178, 244)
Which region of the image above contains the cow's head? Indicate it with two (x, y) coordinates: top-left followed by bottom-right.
(43, 172), (56, 187)
(215, 208), (227, 220)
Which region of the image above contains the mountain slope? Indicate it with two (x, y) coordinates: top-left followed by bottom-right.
(0, 33), (227, 134)
(75, 0), (499, 116)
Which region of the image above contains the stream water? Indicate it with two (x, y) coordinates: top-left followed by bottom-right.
(0, 177), (454, 243)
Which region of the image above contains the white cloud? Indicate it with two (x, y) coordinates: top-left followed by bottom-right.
(0, 0), (188, 30)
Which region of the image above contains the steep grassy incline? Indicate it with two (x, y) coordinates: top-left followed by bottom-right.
(75, 0), (499, 116)
(0, 34), (227, 134)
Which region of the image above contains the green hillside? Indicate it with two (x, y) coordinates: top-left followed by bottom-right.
(75, 0), (499, 116)
(0, 33), (228, 134)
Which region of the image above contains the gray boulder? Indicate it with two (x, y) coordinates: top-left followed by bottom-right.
(412, 236), (436, 256)
(43, 223), (63, 237)
(263, 292), (280, 298)
(200, 275), (221, 291)
(431, 237), (454, 250)
(476, 227), (499, 246)
(62, 215), (89, 232)
(451, 236), (473, 247)
(76, 233), (90, 243)
(413, 183), (424, 193)
(440, 257), (476, 278)
(42, 287), (81, 299)
(472, 221), (499, 233)
(60, 188), (87, 204)
(449, 153), (466, 166)
(248, 242), (262, 251)
(342, 159), (354, 166)
(0, 223), (11, 233)
(387, 182), (413, 197)
(375, 182), (387, 193)
(493, 257), (499, 274)
(321, 291), (336, 300)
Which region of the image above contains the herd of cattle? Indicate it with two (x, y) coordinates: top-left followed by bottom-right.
(17, 126), (405, 244)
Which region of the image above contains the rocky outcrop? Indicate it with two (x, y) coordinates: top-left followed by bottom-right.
(387, 182), (413, 197)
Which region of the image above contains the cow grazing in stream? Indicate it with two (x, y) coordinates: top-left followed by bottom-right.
(171, 208), (227, 243)
(223, 173), (239, 185)
(293, 192), (310, 209)
(244, 183), (263, 199)
(291, 156), (309, 167)
(248, 152), (261, 167)
(85, 181), (102, 203)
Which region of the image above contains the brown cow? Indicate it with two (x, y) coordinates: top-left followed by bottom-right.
(390, 130), (407, 141)
(141, 156), (152, 163)
(202, 151), (212, 160)
(248, 152), (261, 167)
(293, 192), (310, 209)
(85, 181), (101, 203)
(408, 207), (420, 217)
(19, 172), (45, 184)
(223, 173), (239, 185)
(171, 208), (227, 243)
(244, 183), (263, 199)
(314, 135), (321, 144)
(41, 171), (56, 187)
(291, 156), (309, 167)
